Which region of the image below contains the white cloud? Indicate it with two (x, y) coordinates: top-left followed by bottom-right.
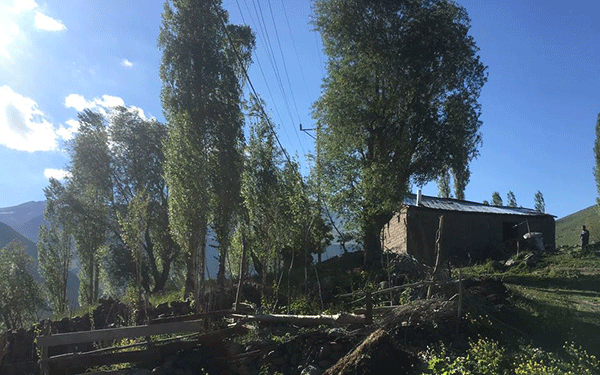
(0, 85), (58, 152)
(129, 106), (148, 120)
(121, 59), (133, 68)
(64, 94), (125, 113)
(34, 11), (66, 31)
(11, 0), (38, 14)
(44, 168), (70, 180)
(56, 119), (79, 141)
(0, 21), (20, 58)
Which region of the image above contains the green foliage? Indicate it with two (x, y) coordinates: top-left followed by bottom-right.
(48, 107), (180, 306)
(0, 241), (44, 330)
(235, 95), (332, 295)
(68, 109), (111, 306)
(38, 178), (74, 314)
(491, 192), (503, 206)
(424, 340), (599, 375)
(313, 0), (486, 263)
(437, 170), (452, 199)
(535, 190), (546, 213)
(507, 191), (517, 207)
(117, 192), (149, 302)
(289, 295), (316, 315)
(424, 339), (508, 375)
(159, 0), (255, 296)
(514, 344), (599, 375)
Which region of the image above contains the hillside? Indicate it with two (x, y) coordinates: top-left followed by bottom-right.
(0, 201), (45, 229)
(0, 221), (39, 260)
(14, 214), (46, 243)
(556, 205), (600, 247)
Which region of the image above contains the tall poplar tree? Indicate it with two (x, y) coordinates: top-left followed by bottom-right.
(68, 109), (111, 305)
(491, 192), (503, 207)
(38, 178), (74, 314)
(313, 0), (486, 264)
(507, 191), (517, 207)
(437, 170), (451, 198)
(534, 190), (545, 213)
(159, 0), (254, 296)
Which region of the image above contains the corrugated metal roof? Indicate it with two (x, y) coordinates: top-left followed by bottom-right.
(404, 194), (552, 216)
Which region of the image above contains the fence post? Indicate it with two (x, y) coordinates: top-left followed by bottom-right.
(39, 320), (50, 375)
(40, 345), (48, 375)
(457, 268), (463, 334)
(428, 215), (444, 299)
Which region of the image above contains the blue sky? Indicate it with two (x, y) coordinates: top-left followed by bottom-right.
(0, 0), (598, 219)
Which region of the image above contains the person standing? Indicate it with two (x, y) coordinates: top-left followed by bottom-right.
(580, 225), (590, 250)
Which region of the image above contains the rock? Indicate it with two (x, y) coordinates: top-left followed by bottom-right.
(301, 365), (324, 375)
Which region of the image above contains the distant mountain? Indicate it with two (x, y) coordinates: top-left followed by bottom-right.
(0, 221), (38, 260)
(0, 201), (46, 241)
(556, 205), (599, 247)
(14, 215), (46, 244)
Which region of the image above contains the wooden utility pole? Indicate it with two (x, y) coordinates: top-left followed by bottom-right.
(234, 232), (248, 312)
(428, 215), (444, 299)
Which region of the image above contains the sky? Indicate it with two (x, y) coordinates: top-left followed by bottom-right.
(0, 0), (599, 220)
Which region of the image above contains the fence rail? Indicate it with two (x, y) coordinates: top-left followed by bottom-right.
(36, 310), (237, 375)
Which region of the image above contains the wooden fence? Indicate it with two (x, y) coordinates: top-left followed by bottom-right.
(36, 310), (243, 375)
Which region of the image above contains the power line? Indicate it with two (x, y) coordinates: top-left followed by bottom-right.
(215, 0), (344, 250)
(279, 0), (311, 96)
(239, 0), (296, 149)
(212, 0), (294, 168)
(251, 0), (306, 154)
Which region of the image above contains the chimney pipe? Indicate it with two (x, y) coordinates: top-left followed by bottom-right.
(416, 189), (422, 206)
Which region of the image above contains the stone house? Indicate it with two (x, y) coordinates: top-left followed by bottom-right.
(381, 193), (556, 266)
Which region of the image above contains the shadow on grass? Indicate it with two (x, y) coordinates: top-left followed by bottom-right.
(505, 287), (600, 357)
(508, 285), (600, 298)
(501, 274), (600, 292)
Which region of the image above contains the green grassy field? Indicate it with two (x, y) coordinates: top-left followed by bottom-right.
(462, 248), (600, 357)
(556, 204), (600, 247)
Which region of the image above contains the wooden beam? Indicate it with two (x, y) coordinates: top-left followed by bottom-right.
(37, 319), (207, 348)
(149, 310), (232, 325)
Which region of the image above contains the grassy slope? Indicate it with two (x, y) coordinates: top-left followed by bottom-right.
(463, 249), (600, 357)
(556, 205), (600, 247)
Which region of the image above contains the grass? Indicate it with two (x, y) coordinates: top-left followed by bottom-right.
(460, 247), (600, 357)
(556, 204), (600, 247)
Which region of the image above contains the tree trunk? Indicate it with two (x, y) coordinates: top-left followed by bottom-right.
(363, 213), (393, 266)
(183, 250), (196, 299)
(217, 238), (229, 288)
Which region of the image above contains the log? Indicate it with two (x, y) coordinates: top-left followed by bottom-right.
(336, 280), (436, 298)
(149, 309), (232, 325)
(353, 306), (401, 315)
(229, 313), (365, 326)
